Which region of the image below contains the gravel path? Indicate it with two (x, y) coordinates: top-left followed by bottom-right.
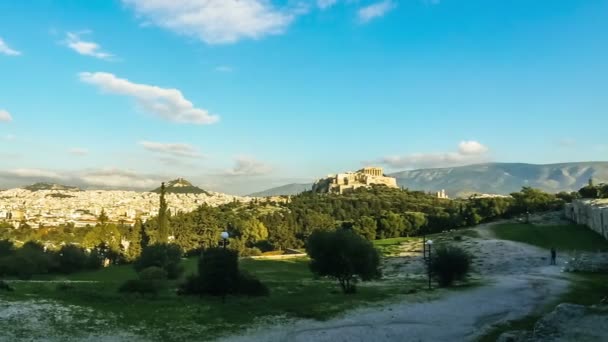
(217, 222), (572, 342)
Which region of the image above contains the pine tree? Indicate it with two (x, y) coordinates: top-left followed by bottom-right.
(98, 208), (109, 226)
(158, 182), (170, 243)
(126, 219), (143, 261)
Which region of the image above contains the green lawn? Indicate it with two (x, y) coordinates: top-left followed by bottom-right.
(2, 252), (425, 341)
(490, 223), (608, 252)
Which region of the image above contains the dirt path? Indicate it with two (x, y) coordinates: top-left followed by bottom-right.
(218, 222), (572, 342)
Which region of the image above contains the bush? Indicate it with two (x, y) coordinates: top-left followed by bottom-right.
(134, 243), (183, 279)
(179, 248), (268, 298)
(198, 248), (239, 298)
(56, 244), (88, 274)
(236, 271), (269, 296)
(119, 266), (168, 296)
(239, 247), (262, 257)
(306, 229), (381, 294)
(429, 246), (471, 287)
(0, 239), (15, 257)
(0, 280), (13, 292)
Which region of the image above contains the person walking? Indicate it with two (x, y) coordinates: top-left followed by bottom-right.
(550, 247), (557, 265)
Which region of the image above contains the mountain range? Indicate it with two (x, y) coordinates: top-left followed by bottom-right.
(249, 162), (608, 198)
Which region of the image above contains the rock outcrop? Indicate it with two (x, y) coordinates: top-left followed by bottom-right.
(565, 199), (608, 240)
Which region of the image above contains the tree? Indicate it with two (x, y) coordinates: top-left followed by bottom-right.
(157, 182), (170, 243)
(377, 212), (406, 239)
(98, 209), (109, 225)
(238, 218), (268, 246)
(306, 229), (381, 294)
(56, 244), (87, 273)
(353, 216), (377, 241)
(429, 246), (471, 287)
(124, 220), (143, 262)
(0, 239), (14, 257)
(134, 243), (183, 279)
(197, 247), (239, 301)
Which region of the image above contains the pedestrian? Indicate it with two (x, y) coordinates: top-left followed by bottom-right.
(550, 247), (557, 265)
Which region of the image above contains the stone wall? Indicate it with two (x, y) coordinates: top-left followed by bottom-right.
(565, 199), (608, 240)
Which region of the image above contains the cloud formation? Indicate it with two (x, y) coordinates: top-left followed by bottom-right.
(79, 168), (162, 189)
(0, 37), (21, 56)
(380, 140), (490, 169)
(224, 156), (273, 176)
(0, 110), (13, 122)
(139, 140), (203, 158)
(65, 32), (114, 60)
(358, 0), (395, 23)
(317, 0), (338, 9)
(69, 148), (89, 156)
(122, 0), (296, 44)
(1, 168), (68, 181)
(79, 72), (219, 124)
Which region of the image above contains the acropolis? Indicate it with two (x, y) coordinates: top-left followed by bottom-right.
(312, 167), (398, 194)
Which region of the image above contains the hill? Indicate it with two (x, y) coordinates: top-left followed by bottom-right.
(249, 183), (312, 197)
(390, 162), (608, 197)
(251, 162), (608, 198)
(151, 178), (210, 195)
(23, 182), (81, 192)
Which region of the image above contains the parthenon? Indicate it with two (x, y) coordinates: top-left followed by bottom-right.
(312, 167), (398, 194)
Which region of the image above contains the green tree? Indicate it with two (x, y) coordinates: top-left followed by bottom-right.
(124, 220), (143, 262)
(157, 182), (170, 243)
(238, 218), (269, 246)
(377, 212), (406, 239)
(429, 246), (471, 287)
(306, 229), (381, 294)
(353, 216), (377, 241)
(56, 244), (88, 274)
(98, 209), (109, 225)
(134, 243), (183, 279)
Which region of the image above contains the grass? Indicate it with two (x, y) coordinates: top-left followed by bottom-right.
(373, 237), (418, 256)
(477, 272), (608, 342)
(490, 223), (608, 252)
(1, 248), (426, 341)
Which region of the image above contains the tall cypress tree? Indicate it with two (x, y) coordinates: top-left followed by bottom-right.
(158, 182), (170, 243)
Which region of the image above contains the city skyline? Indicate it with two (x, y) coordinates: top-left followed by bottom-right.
(1, 0), (608, 195)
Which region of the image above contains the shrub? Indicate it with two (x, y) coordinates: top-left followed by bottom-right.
(134, 243), (183, 279)
(0, 280), (13, 292)
(236, 271), (269, 296)
(56, 244), (88, 274)
(306, 229), (381, 294)
(179, 248), (268, 299)
(119, 266), (168, 296)
(429, 246), (471, 287)
(0, 239), (15, 257)
(198, 248), (239, 298)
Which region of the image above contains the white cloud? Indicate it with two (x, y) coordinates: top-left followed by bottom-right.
(79, 72), (219, 124)
(215, 65), (234, 73)
(69, 148), (89, 156)
(318, 0), (338, 9)
(358, 0), (395, 23)
(3, 168), (68, 180)
(0, 38), (21, 56)
(122, 0), (296, 44)
(2, 134), (15, 141)
(64, 32), (114, 60)
(380, 140), (490, 169)
(224, 156), (273, 176)
(79, 168), (162, 189)
(0, 110), (13, 122)
(458, 140), (489, 155)
(139, 140), (203, 158)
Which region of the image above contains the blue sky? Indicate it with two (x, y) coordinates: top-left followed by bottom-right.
(1, 0), (607, 194)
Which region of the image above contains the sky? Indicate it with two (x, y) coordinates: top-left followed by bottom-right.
(1, 0), (607, 195)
